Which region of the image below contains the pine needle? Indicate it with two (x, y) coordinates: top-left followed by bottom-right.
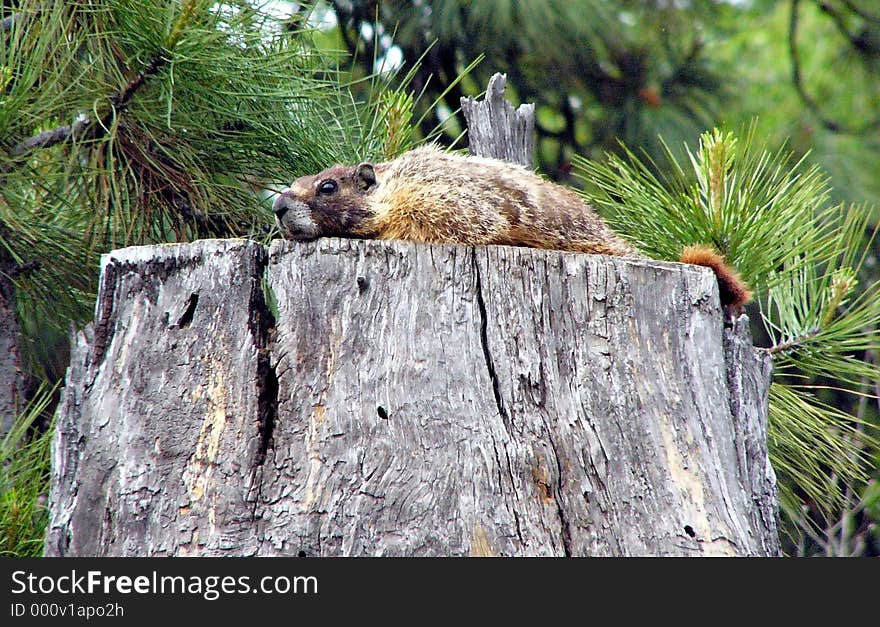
(0, 382), (57, 557)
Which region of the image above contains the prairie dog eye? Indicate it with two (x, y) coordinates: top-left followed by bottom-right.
(318, 179), (338, 195)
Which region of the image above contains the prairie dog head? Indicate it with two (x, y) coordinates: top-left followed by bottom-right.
(273, 162), (380, 240)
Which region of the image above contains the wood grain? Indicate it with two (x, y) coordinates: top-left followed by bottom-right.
(44, 237), (779, 556)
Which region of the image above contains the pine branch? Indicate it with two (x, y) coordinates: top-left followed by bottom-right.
(789, 0), (880, 134)
(768, 329), (822, 356)
(818, 0), (861, 42)
(9, 54), (168, 157)
(108, 54), (168, 114)
(9, 121), (84, 156)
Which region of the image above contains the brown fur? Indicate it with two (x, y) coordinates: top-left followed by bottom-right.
(680, 245), (752, 309)
(273, 145), (751, 308)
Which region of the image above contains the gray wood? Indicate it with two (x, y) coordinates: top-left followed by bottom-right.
(45, 239), (272, 556)
(724, 316), (779, 554)
(46, 238), (778, 556)
(0, 268), (23, 436)
(461, 73), (535, 166)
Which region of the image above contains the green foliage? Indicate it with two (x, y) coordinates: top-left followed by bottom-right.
(574, 126), (880, 531)
(0, 383), (56, 557)
(337, 49), (483, 162)
(329, 56), (467, 163)
(769, 383), (872, 520)
(332, 0), (730, 176)
(764, 203), (880, 389)
(574, 127), (838, 292)
(710, 0), (880, 206)
(1, 0), (392, 353)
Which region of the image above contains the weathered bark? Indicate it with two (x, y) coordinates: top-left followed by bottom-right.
(724, 316), (778, 555)
(45, 238), (778, 556)
(461, 73), (535, 166)
(45, 239), (272, 556)
(0, 243), (24, 436)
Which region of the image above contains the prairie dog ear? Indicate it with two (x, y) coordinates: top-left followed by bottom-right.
(356, 163), (377, 191)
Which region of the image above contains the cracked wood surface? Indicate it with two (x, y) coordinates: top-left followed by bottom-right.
(45, 238), (778, 556)
(44, 239), (271, 556)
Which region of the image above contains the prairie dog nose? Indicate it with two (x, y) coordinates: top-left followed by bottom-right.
(273, 189), (293, 219)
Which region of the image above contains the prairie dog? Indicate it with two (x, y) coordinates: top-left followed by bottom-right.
(273, 145), (751, 307)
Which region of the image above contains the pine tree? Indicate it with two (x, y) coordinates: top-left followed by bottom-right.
(0, 0), (409, 377)
(331, 0), (728, 177)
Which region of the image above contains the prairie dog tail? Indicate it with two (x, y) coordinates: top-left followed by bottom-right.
(679, 244), (752, 309)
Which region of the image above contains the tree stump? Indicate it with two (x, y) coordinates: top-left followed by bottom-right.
(0, 245), (24, 436)
(44, 72), (778, 557)
(45, 238), (778, 556)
